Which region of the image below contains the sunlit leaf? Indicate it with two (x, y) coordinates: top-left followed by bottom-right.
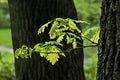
(34, 43), (43, 52)
(68, 19), (81, 33)
(56, 33), (65, 42)
(46, 53), (59, 65)
(38, 20), (53, 34)
(67, 32), (81, 40)
(82, 27), (100, 43)
(66, 35), (72, 44)
(91, 29), (100, 44)
(73, 20), (89, 24)
(49, 21), (59, 39)
(40, 53), (48, 57)
(28, 48), (33, 58)
(15, 45), (32, 59)
(56, 18), (67, 25)
(72, 39), (77, 48)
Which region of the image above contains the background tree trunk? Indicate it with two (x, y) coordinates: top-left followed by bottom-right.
(8, 0), (85, 80)
(97, 0), (120, 80)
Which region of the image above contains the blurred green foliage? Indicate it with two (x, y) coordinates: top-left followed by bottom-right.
(0, 51), (15, 80)
(74, 0), (101, 26)
(0, 0), (10, 28)
(0, 1), (14, 80)
(0, 29), (12, 47)
(84, 55), (98, 80)
(0, 0), (8, 3)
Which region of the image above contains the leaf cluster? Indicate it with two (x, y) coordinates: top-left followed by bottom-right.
(15, 18), (99, 65)
(38, 18), (84, 48)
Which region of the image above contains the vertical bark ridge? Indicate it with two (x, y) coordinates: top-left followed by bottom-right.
(113, 1), (120, 80)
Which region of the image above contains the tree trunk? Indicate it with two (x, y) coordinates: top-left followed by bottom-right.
(97, 0), (120, 80)
(8, 0), (85, 80)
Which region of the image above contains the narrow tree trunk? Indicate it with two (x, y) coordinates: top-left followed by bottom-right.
(97, 0), (120, 80)
(8, 0), (85, 80)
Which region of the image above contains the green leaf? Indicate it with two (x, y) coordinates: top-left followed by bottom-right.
(49, 21), (59, 39)
(66, 35), (72, 44)
(15, 49), (20, 59)
(43, 45), (63, 65)
(15, 45), (27, 59)
(73, 20), (89, 24)
(60, 53), (66, 57)
(67, 32), (81, 40)
(28, 48), (33, 58)
(56, 33), (65, 42)
(91, 29), (100, 44)
(34, 43), (65, 65)
(34, 43), (43, 52)
(73, 39), (77, 48)
(46, 53), (59, 65)
(40, 53), (48, 57)
(52, 46), (66, 57)
(38, 20), (53, 34)
(34, 43), (48, 57)
(82, 27), (99, 43)
(15, 45), (32, 59)
(41, 45), (65, 65)
(68, 19), (81, 33)
(56, 18), (67, 25)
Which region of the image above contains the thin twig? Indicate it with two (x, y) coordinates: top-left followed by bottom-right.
(33, 44), (98, 54)
(82, 36), (98, 44)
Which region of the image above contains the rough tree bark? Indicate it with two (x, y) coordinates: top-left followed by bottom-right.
(8, 0), (85, 80)
(97, 0), (120, 80)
